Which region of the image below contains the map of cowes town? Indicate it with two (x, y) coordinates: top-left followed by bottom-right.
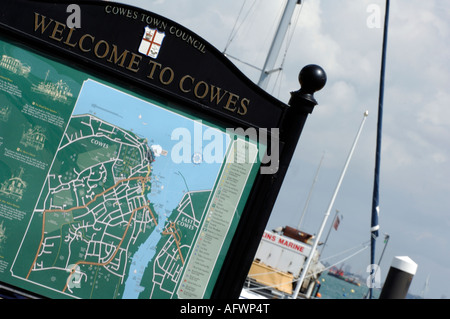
(13, 114), (161, 298)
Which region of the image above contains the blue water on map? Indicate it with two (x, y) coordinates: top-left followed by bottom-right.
(121, 207), (166, 298)
(72, 79), (230, 298)
(72, 79), (229, 209)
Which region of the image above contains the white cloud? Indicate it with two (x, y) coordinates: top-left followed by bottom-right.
(418, 91), (450, 127)
(431, 152), (447, 164)
(329, 81), (357, 109)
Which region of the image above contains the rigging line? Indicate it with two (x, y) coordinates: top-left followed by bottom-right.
(270, 70), (283, 96)
(223, 0), (258, 54)
(260, 0), (291, 79)
(308, 245), (370, 279)
(269, 67), (284, 96)
(280, 0), (303, 66)
(319, 240), (371, 262)
(223, 0), (246, 53)
(264, 2), (286, 52)
(270, 1), (304, 96)
(224, 53), (262, 71)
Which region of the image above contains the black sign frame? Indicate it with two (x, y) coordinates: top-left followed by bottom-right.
(0, 0), (325, 299)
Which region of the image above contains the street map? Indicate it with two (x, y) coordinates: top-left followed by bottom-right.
(0, 38), (262, 299)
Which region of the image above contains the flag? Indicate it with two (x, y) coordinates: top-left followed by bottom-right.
(333, 215), (340, 231)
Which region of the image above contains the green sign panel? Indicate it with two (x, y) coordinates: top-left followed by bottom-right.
(0, 37), (263, 299)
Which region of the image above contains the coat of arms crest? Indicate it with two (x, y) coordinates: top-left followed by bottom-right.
(138, 26), (165, 59)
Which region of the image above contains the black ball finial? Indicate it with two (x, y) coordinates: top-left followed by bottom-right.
(289, 64), (326, 112)
(298, 64), (327, 94)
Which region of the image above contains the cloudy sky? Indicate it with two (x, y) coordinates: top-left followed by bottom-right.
(115, 0), (450, 298)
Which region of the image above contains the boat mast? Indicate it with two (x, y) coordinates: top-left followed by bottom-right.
(292, 111), (369, 299)
(369, 0), (390, 299)
(257, 0), (301, 90)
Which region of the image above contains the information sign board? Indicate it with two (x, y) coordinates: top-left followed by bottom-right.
(0, 1), (324, 299)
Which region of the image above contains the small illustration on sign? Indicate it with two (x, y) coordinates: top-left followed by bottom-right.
(138, 26), (165, 59)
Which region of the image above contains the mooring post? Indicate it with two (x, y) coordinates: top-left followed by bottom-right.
(379, 256), (418, 299)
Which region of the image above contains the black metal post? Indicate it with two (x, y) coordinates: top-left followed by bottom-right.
(379, 256), (417, 299)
